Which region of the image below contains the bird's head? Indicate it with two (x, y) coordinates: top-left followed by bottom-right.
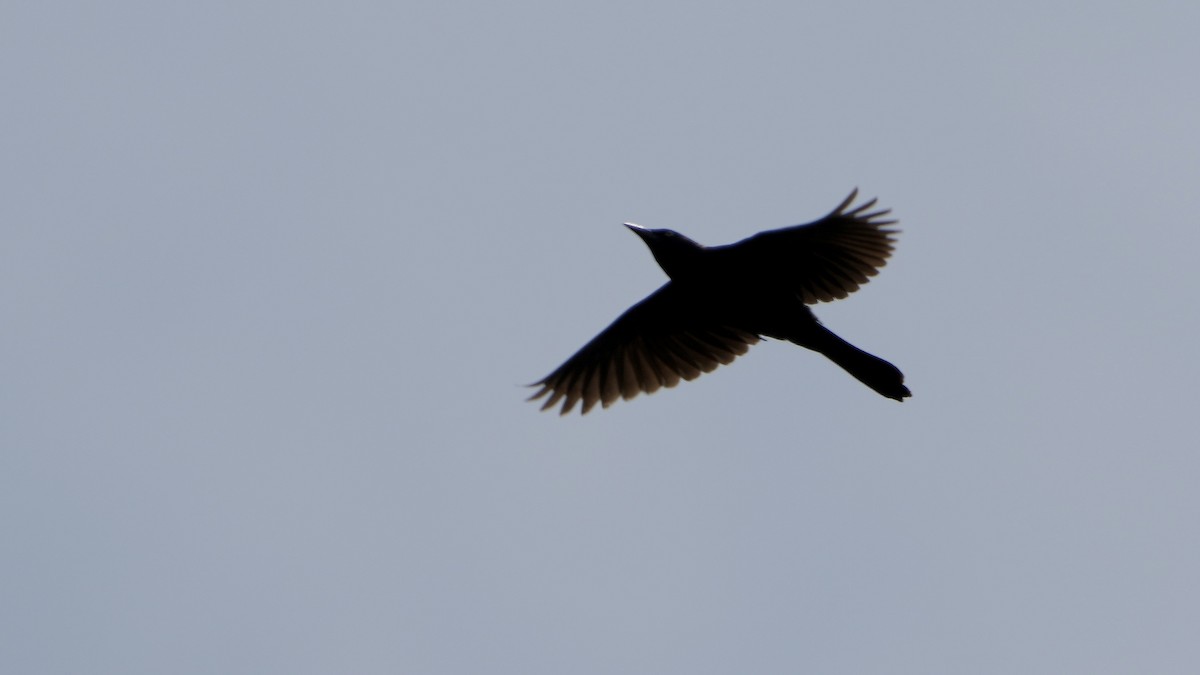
(624, 223), (704, 279)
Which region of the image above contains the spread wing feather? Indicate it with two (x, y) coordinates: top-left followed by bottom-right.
(528, 283), (759, 415)
(715, 188), (899, 304)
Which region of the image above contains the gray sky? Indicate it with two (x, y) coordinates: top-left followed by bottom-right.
(4, 2), (1199, 673)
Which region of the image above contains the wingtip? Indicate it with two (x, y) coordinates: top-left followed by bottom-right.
(830, 188), (859, 216)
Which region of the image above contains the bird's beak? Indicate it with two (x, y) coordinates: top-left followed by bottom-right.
(628, 222), (657, 246)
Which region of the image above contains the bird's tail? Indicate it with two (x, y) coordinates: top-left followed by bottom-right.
(796, 326), (911, 401)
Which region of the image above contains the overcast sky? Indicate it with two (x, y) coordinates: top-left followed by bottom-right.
(4, 2), (1199, 674)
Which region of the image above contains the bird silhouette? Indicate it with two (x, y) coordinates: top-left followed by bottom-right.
(529, 189), (910, 415)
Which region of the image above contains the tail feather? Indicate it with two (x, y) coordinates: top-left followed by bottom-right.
(794, 326), (910, 401)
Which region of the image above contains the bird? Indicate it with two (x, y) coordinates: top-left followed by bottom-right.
(528, 189), (910, 415)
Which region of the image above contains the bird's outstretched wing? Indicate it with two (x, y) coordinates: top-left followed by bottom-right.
(528, 283), (760, 415)
(717, 188), (899, 304)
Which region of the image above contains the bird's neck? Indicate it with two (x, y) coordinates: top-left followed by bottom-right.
(654, 246), (709, 281)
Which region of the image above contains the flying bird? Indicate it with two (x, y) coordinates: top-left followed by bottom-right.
(529, 189), (910, 414)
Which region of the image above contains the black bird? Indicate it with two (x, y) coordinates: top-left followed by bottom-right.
(529, 189), (910, 414)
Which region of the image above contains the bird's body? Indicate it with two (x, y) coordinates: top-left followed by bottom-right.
(530, 189), (910, 414)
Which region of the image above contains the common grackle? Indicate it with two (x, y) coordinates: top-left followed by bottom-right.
(529, 189), (910, 414)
